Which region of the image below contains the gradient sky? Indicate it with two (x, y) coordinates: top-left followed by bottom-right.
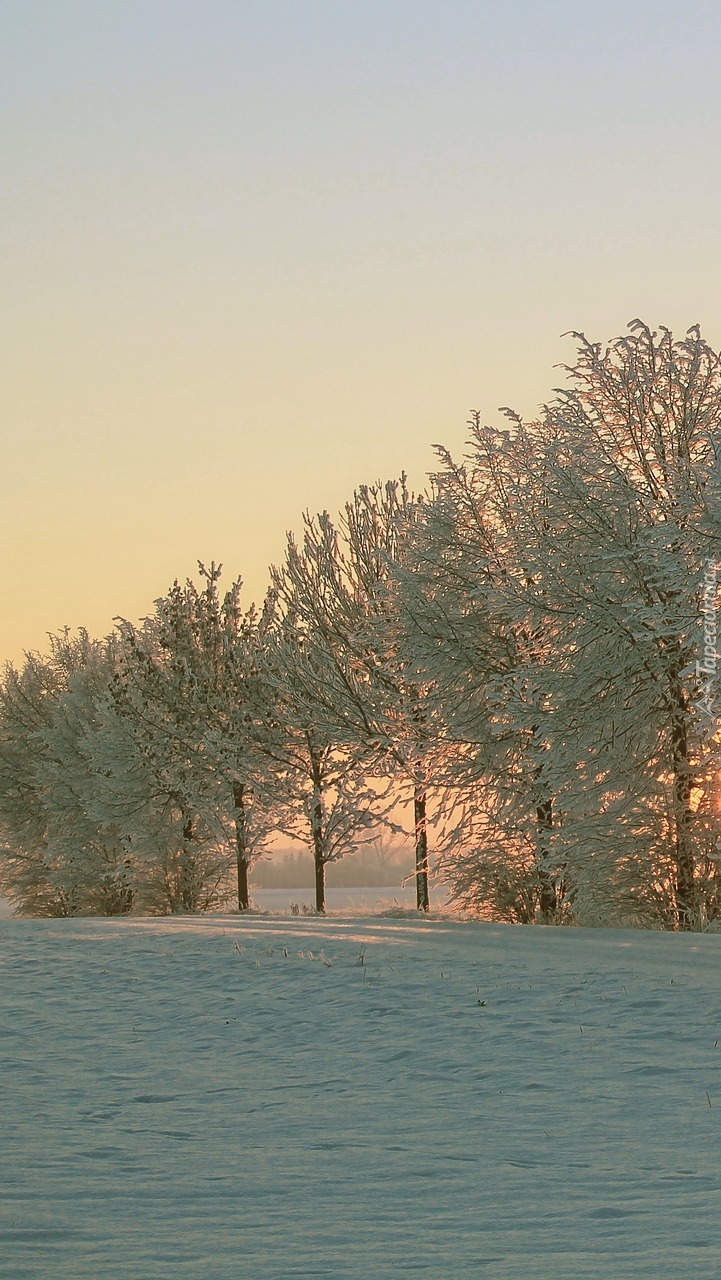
(3, 0), (721, 665)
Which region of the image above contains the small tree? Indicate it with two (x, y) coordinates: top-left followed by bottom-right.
(0, 632), (133, 916)
(113, 565), (276, 910)
(252, 606), (382, 913)
(110, 567), (277, 912)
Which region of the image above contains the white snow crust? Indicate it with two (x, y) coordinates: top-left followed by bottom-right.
(2, 912), (721, 1278)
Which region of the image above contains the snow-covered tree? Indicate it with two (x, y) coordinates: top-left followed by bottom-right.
(0, 645), (69, 914)
(252, 597), (384, 914)
(0, 632), (132, 916)
(395, 429), (569, 923)
(36, 634), (136, 915)
(110, 565), (275, 911)
(270, 479), (441, 911)
(418, 322), (721, 928)
(518, 322), (721, 927)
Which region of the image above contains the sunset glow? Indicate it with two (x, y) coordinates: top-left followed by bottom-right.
(4, 2), (721, 664)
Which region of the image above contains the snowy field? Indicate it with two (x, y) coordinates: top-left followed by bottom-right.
(3, 914), (721, 1279)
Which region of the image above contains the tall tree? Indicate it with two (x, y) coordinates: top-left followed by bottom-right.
(271, 479), (440, 911)
(418, 322), (721, 928)
(396, 430), (568, 923)
(523, 322), (721, 927)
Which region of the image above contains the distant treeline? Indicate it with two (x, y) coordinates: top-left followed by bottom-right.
(254, 847), (414, 890)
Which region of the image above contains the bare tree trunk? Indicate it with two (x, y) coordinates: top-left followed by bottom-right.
(310, 751), (326, 913)
(314, 853), (326, 915)
(237, 856), (250, 912)
(414, 783), (430, 913)
(536, 797), (556, 922)
(180, 814), (197, 912)
(531, 723), (557, 923)
(232, 780), (250, 911)
(669, 671), (695, 928)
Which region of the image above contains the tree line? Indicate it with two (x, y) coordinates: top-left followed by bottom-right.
(2, 321), (721, 929)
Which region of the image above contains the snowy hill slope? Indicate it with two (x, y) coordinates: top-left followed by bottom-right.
(2, 913), (721, 1278)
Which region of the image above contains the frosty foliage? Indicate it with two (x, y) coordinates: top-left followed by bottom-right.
(110, 565), (277, 911)
(2, 321), (721, 927)
(403, 322), (721, 928)
(0, 632), (133, 915)
(265, 487), (413, 912)
(269, 478), (447, 911)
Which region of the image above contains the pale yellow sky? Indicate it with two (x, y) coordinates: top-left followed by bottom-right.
(3, 1), (721, 664)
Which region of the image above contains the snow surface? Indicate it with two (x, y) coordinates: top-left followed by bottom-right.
(3, 913), (721, 1279)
